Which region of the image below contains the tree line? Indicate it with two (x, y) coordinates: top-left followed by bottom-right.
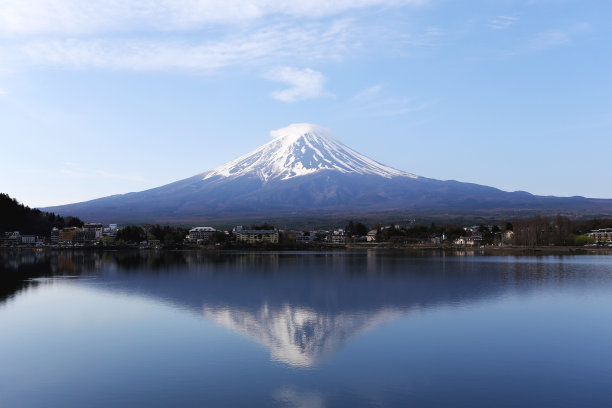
(0, 193), (83, 236)
(511, 215), (610, 246)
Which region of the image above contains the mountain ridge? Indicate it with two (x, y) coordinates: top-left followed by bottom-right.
(42, 123), (612, 224)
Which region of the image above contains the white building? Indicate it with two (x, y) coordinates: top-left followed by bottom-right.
(454, 235), (483, 246)
(236, 229), (279, 244)
(330, 229), (346, 244)
(187, 227), (217, 243)
(103, 224), (118, 237)
(50, 227), (59, 244)
(587, 228), (612, 243)
(21, 235), (35, 244)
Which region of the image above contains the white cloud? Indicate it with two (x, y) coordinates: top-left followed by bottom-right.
(0, 0), (434, 103)
(268, 67), (329, 103)
(0, 1), (435, 75)
(0, 0), (427, 37)
(488, 16), (518, 30)
(3, 19), (356, 72)
(349, 84), (432, 116)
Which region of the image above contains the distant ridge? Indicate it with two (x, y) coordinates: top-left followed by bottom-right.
(43, 123), (612, 224)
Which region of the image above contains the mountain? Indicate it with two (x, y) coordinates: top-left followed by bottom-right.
(43, 123), (612, 224)
(202, 123), (414, 181)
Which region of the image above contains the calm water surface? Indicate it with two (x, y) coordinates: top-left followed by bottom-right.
(1, 250), (611, 407)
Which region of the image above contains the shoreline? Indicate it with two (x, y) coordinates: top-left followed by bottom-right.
(2, 244), (611, 256)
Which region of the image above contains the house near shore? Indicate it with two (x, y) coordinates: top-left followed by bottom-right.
(330, 229), (346, 244)
(235, 227), (279, 244)
(587, 228), (612, 243)
(186, 227), (216, 244)
(296, 232), (315, 243)
(454, 234), (483, 246)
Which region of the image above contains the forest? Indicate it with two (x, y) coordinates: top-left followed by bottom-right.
(0, 193), (83, 236)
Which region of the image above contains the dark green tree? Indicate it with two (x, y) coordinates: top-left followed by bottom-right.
(345, 221), (369, 237)
(116, 226), (145, 243)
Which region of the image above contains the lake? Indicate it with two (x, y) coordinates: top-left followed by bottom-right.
(1, 250), (611, 407)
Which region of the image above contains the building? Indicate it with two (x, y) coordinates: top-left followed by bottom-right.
(454, 235), (483, 246)
(236, 229), (279, 244)
(330, 229), (346, 244)
(74, 229), (97, 243)
(296, 232), (315, 244)
(187, 227), (217, 243)
(4, 231), (21, 246)
(503, 230), (514, 244)
(587, 228), (612, 243)
(367, 230), (377, 242)
(21, 235), (35, 244)
(82, 223), (104, 240)
(51, 227), (59, 244)
(58, 227), (79, 244)
(454, 236), (467, 245)
(103, 224), (118, 238)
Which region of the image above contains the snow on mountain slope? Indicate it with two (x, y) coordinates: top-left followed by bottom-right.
(202, 123), (417, 182)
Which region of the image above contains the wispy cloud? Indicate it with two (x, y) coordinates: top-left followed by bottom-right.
(0, 0), (435, 75)
(4, 20), (356, 72)
(529, 23), (589, 50)
(488, 16), (518, 30)
(0, 0), (427, 37)
(495, 23), (591, 57)
(268, 67), (330, 103)
(60, 162), (148, 182)
(529, 30), (570, 50)
(349, 84), (432, 116)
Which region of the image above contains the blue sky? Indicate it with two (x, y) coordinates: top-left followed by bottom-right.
(1, 0), (610, 207)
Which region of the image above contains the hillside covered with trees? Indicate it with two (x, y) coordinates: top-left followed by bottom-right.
(0, 193), (83, 236)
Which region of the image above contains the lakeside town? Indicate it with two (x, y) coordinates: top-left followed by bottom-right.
(2, 219), (612, 249)
(2, 190), (611, 250)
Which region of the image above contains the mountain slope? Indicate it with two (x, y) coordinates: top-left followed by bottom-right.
(43, 123), (612, 223)
(202, 123), (415, 181)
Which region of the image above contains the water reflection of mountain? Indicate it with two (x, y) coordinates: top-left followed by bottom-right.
(2, 250), (606, 366)
(204, 304), (406, 366)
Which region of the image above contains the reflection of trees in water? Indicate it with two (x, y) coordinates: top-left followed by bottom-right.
(2, 250), (610, 366)
(2, 250), (600, 306)
(0, 255), (50, 303)
(104, 250), (283, 272)
(104, 250), (188, 271)
(495, 255), (598, 285)
(0, 250), (103, 302)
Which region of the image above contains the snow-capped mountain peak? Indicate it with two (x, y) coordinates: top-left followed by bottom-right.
(202, 123), (417, 182)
